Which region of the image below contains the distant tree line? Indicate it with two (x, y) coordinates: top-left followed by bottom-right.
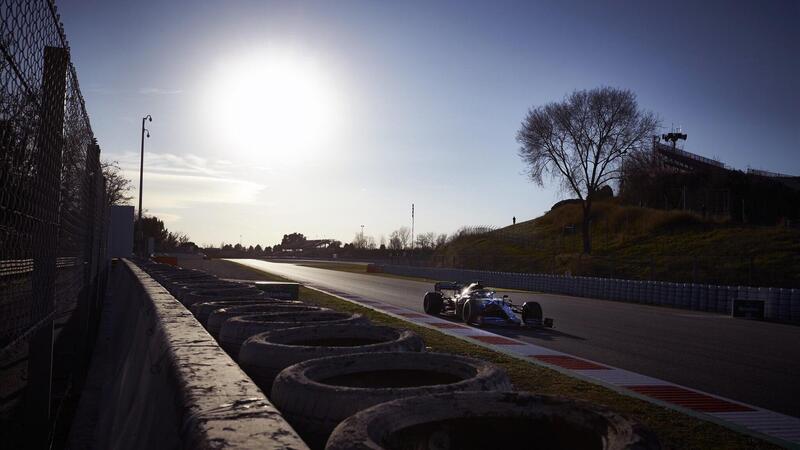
(200, 226), (457, 260)
(348, 227), (448, 251)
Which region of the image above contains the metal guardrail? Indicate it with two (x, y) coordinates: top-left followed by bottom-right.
(746, 168), (797, 179)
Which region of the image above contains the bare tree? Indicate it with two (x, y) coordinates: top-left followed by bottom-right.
(517, 87), (657, 253)
(352, 233), (376, 249)
(415, 232), (436, 249)
(435, 233), (448, 248)
(388, 233), (402, 250)
(101, 159), (134, 206)
(389, 226), (411, 250)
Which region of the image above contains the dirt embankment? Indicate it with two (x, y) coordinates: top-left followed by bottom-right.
(435, 200), (799, 287)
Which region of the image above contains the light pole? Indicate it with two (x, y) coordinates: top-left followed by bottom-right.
(138, 114), (152, 255)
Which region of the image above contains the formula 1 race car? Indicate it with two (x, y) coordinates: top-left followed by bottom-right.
(423, 281), (554, 328)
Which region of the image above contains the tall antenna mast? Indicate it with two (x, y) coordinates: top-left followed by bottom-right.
(411, 203), (415, 250)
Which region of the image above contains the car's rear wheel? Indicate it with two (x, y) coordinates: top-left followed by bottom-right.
(522, 301), (543, 324)
(423, 292), (444, 315)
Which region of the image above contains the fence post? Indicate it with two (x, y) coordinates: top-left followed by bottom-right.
(26, 46), (69, 445)
(75, 142), (101, 371)
(93, 167), (108, 324)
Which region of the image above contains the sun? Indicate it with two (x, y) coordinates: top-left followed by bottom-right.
(205, 48), (342, 162)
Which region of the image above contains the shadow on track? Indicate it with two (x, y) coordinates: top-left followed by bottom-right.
(432, 313), (586, 342)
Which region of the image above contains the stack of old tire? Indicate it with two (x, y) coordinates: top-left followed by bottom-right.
(244, 333), (660, 449)
(141, 261), (266, 308)
(140, 261), (660, 449)
(137, 262), (386, 372)
(237, 317), (661, 448)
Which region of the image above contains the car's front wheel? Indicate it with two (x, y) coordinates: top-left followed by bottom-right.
(522, 301), (543, 325)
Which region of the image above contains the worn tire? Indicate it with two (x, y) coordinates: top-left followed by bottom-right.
(240, 325), (424, 397)
(148, 268), (214, 279)
(327, 391), (661, 450)
(166, 280), (240, 300)
(165, 280), (238, 298)
(423, 292), (444, 315)
(219, 311), (367, 359)
(206, 304), (323, 338)
(190, 299), (302, 326)
(181, 287), (264, 307)
(171, 279), (236, 288)
(151, 270), (215, 285)
(271, 352), (510, 449)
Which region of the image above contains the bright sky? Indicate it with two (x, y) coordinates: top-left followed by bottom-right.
(58, 0), (799, 247)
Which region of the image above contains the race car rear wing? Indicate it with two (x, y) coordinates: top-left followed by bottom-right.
(434, 281), (462, 292)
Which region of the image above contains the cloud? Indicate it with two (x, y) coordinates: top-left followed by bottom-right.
(116, 152), (266, 210)
(138, 87), (183, 95)
(84, 86), (119, 94)
(121, 152), (231, 177)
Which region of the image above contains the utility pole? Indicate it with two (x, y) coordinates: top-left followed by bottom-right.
(138, 114), (152, 255)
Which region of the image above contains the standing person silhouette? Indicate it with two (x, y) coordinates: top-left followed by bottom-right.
(513, 216), (516, 225)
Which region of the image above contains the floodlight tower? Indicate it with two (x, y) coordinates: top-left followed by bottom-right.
(661, 131), (687, 149)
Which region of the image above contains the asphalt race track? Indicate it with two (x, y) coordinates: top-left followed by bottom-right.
(229, 259), (800, 418)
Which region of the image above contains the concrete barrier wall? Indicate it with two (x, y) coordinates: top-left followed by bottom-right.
(77, 259), (307, 449)
(377, 264), (799, 323)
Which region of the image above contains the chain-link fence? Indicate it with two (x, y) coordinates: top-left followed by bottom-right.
(1, 1), (109, 447)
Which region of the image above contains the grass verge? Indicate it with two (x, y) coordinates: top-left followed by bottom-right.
(189, 258), (778, 450)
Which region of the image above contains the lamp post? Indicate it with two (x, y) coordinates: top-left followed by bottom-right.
(138, 114), (152, 255)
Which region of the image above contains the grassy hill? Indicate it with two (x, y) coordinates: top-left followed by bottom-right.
(433, 200), (800, 287)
